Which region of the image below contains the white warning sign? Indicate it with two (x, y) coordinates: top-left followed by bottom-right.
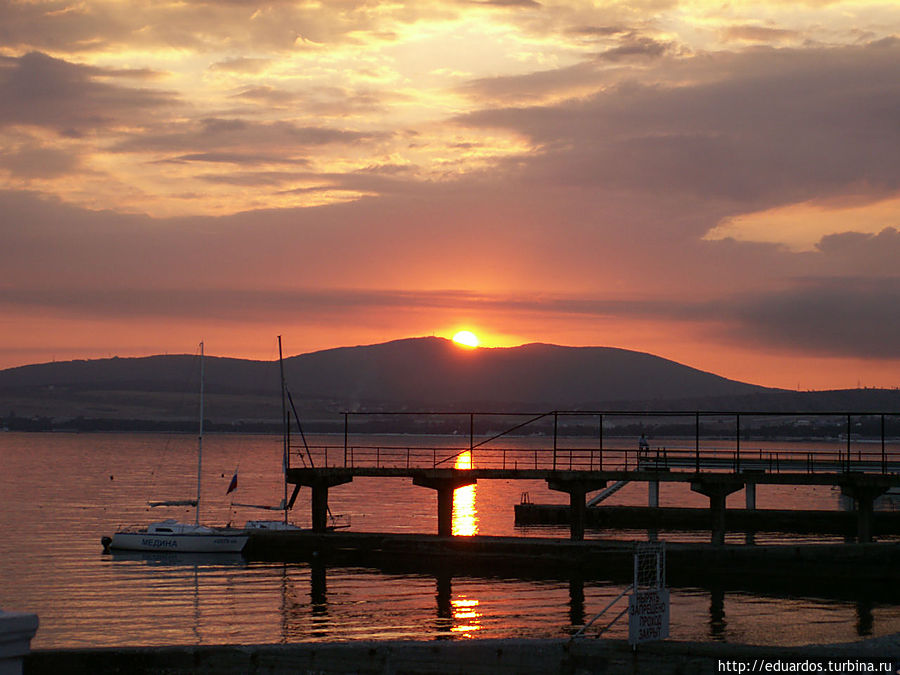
(628, 588), (670, 645)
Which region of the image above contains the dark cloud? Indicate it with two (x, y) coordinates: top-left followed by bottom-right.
(566, 25), (628, 38)
(1, 186), (897, 361)
(0, 1), (415, 54)
(0, 287), (481, 321)
(198, 171), (315, 187)
(721, 25), (801, 43)
(719, 278), (900, 358)
(155, 152), (310, 166)
(5, 260), (896, 360)
(456, 32), (674, 104)
(465, 0), (542, 6)
(0, 52), (178, 133)
(232, 85), (298, 106)
(813, 228), (900, 276)
(209, 57), (273, 74)
(594, 36), (672, 61)
(458, 61), (602, 104)
(111, 118), (377, 155)
(459, 41), (900, 212)
(231, 84), (395, 115)
(0, 144), (82, 179)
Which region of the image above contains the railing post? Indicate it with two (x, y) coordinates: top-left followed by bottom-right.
(882, 414), (886, 474)
(599, 413), (604, 471)
(553, 412), (558, 471)
(344, 412), (348, 467)
(736, 414), (741, 473)
(695, 412), (700, 473)
(469, 413), (474, 466)
(846, 414), (852, 472)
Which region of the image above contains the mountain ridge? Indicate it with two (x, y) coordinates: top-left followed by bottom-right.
(1, 337), (897, 425)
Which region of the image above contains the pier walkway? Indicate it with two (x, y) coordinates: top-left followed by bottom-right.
(285, 410), (900, 544)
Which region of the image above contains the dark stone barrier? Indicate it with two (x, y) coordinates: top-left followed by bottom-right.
(25, 636), (900, 675)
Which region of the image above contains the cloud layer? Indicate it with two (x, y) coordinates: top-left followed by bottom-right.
(1, 0), (899, 388)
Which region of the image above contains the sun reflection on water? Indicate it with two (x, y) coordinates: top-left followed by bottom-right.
(452, 451), (478, 536)
(451, 597), (482, 637)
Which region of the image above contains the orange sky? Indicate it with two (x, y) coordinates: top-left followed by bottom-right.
(1, 1), (899, 390)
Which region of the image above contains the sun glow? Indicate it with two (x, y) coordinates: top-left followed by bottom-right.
(451, 330), (479, 348)
(452, 451), (478, 536)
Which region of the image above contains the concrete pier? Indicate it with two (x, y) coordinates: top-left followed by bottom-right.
(514, 503), (900, 537)
(289, 471), (353, 533)
(840, 480), (890, 543)
(23, 635), (900, 675)
(286, 420), (900, 544)
(690, 479), (745, 545)
(243, 531), (900, 584)
(547, 478), (607, 541)
(413, 475), (476, 536)
(745, 482), (756, 510)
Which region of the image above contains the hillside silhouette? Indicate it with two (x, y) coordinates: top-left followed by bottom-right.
(1, 337), (897, 427)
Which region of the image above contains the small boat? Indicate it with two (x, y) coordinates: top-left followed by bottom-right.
(235, 337), (302, 533)
(239, 336), (348, 533)
(104, 519), (248, 552)
(103, 343), (249, 553)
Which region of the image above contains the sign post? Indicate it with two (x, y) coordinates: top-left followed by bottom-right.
(628, 542), (669, 646)
(628, 588), (670, 645)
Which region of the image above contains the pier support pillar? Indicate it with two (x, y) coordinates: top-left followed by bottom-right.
(288, 471), (354, 533)
(311, 484), (330, 533)
(649, 481), (660, 508)
(742, 470), (763, 512)
(547, 478), (607, 541)
(745, 483), (756, 511)
(691, 480), (744, 545)
(840, 483), (888, 543)
(413, 475), (476, 537)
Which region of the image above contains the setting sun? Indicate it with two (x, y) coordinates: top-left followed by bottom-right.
(452, 331), (480, 348)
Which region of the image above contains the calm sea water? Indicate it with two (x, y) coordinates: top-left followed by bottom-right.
(1, 432), (898, 649)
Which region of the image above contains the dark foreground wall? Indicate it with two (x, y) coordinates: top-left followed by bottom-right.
(26, 636), (900, 675)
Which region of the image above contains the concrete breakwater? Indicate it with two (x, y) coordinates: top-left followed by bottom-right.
(515, 503), (900, 535)
(25, 636), (900, 675)
(243, 531), (900, 585)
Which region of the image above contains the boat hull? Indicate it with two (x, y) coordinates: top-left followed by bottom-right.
(109, 530), (248, 553)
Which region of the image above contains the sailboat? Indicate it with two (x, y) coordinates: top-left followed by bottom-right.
(103, 343), (249, 553)
(240, 336), (302, 531)
(238, 336), (349, 531)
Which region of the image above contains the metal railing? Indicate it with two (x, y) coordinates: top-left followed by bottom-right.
(289, 441), (900, 476)
(286, 410), (900, 476)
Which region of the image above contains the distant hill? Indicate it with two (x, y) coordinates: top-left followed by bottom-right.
(280, 338), (774, 409)
(0, 337), (897, 427)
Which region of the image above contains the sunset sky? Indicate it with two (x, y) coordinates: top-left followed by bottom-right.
(1, 0), (899, 390)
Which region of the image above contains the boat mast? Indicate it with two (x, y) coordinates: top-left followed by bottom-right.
(278, 336), (289, 525)
(196, 341), (204, 527)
